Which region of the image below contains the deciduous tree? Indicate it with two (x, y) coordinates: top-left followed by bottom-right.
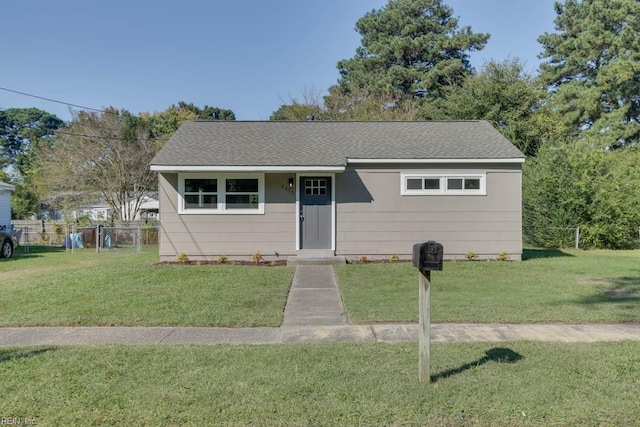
(0, 107), (63, 218)
(37, 108), (159, 222)
(151, 101), (235, 139)
(435, 58), (551, 156)
(270, 102), (324, 121)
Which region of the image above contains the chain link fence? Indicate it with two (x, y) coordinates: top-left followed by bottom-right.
(524, 226), (581, 249)
(12, 221), (158, 254)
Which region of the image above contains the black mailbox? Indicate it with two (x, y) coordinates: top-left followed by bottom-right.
(412, 241), (444, 271)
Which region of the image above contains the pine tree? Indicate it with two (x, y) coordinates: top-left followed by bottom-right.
(330, 0), (488, 111)
(538, 0), (640, 148)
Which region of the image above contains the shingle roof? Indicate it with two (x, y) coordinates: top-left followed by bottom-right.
(150, 120), (524, 167)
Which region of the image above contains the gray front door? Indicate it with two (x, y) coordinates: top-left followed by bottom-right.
(300, 177), (332, 249)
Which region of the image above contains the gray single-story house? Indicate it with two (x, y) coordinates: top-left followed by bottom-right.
(150, 120), (525, 262)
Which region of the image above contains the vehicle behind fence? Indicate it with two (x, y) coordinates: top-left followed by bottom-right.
(12, 221), (158, 254)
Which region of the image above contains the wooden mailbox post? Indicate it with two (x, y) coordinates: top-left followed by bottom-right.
(412, 241), (443, 384)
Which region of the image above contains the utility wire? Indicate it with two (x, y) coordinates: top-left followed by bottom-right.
(0, 85), (119, 115)
(55, 130), (169, 142)
(2, 86), (174, 143)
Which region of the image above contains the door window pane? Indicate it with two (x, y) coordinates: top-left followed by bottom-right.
(305, 179), (327, 195)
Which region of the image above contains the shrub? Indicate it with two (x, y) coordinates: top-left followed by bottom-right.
(390, 254), (400, 262)
(523, 141), (640, 249)
(358, 255), (368, 263)
(176, 253), (190, 263)
(252, 252), (264, 264)
(496, 251), (510, 261)
(465, 252), (478, 261)
(54, 224), (65, 243)
(217, 256), (228, 264)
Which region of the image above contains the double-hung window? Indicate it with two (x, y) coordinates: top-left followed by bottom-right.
(402, 173), (486, 195)
(225, 178), (260, 210)
(184, 178), (218, 209)
(179, 174), (264, 214)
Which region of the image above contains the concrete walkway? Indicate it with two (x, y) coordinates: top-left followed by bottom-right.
(282, 265), (348, 326)
(1, 265), (639, 346)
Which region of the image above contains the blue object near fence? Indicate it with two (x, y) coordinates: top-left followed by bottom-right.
(62, 233), (84, 249)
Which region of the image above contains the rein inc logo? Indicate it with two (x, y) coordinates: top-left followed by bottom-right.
(0, 417), (38, 425)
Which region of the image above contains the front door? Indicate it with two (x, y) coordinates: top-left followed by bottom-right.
(299, 177), (332, 249)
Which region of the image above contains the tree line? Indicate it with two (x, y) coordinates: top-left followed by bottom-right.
(0, 103), (234, 222)
(2, 0), (639, 248)
(271, 0), (640, 249)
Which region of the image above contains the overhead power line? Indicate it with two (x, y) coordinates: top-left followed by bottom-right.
(1, 87), (171, 142)
(0, 85), (119, 115)
(54, 130), (169, 142)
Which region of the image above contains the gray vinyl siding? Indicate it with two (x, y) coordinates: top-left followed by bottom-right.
(158, 164), (522, 261)
(158, 173), (296, 260)
(335, 165), (522, 260)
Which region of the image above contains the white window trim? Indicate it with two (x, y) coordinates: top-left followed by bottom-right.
(178, 173), (265, 214)
(401, 173), (486, 196)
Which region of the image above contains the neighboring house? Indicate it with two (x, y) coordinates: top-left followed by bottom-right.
(150, 120), (525, 262)
(72, 195), (159, 222)
(0, 182), (15, 229)
(73, 200), (112, 222)
(138, 194), (159, 221)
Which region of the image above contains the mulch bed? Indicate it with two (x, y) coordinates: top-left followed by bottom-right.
(156, 260), (288, 267)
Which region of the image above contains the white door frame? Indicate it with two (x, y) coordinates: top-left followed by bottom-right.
(295, 173), (336, 251)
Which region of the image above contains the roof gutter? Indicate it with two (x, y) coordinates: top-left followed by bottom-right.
(346, 158), (525, 164)
(150, 165), (346, 173)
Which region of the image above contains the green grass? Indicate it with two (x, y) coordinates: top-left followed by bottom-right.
(0, 246), (294, 327)
(4, 246), (640, 326)
(0, 341), (639, 426)
(335, 249), (640, 324)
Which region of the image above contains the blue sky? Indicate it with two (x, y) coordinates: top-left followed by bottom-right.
(1, 0), (558, 122)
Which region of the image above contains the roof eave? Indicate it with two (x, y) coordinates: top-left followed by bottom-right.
(150, 165), (346, 173)
(346, 158), (525, 164)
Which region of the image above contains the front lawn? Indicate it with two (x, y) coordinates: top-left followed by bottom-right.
(0, 341), (638, 426)
(3, 246), (640, 326)
(335, 249), (640, 324)
(0, 246), (294, 327)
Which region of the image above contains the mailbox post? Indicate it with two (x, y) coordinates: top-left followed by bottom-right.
(412, 241), (443, 383)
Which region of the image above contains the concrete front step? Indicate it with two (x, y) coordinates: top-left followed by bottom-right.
(287, 256), (346, 266)
(288, 250), (346, 265)
(296, 250), (335, 258)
